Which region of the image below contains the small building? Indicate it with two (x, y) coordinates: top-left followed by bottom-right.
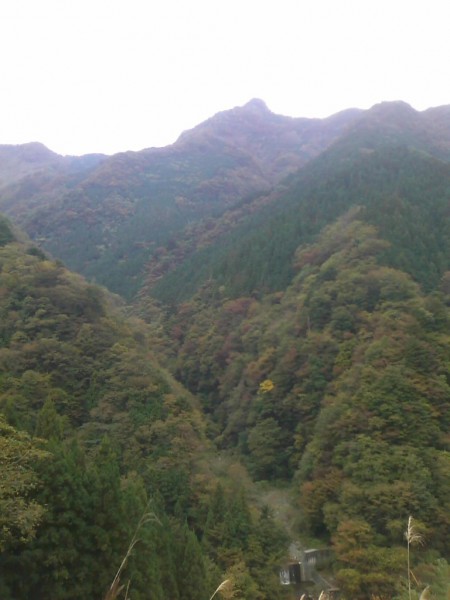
(279, 562), (301, 585)
(279, 548), (336, 592)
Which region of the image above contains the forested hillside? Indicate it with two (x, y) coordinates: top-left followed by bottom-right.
(160, 214), (450, 597)
(0, 142), (104, 188)
(145, 104), (450, 304)
(139, 102), (450, 598)
(0, 217), (287, 600)
(1, 100), (450, 600)
(0, 101), (360, 297)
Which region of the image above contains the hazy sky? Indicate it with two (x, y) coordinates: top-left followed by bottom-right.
(1, 0), (449, 156)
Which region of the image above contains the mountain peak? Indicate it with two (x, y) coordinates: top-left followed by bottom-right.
(176, 99), (274, 145)
(0, 141), (59, 160)
(344, 100), (419, 139)
(368, 100), (417, 117)
(241, 98), (270, 113)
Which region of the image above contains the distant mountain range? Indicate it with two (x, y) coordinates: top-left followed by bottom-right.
(2, 99), (450, 302)
(0, 99), (361, 296)
(1, 98), (450, 598)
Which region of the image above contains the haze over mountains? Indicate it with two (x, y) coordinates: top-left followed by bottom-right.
(2, 99), (450, 301)
(1, 99), (450, 599)
(0, 100), (362, 296)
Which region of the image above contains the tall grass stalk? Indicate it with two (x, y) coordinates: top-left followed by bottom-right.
(209, 579), (232, 600)
(104, 514), (231, 600)
(405, 516), (423, 600)
(104, 510), (159, 600)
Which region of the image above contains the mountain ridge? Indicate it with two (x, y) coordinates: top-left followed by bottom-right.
(1, 98), (450, 599)
(0, 99), (362, 297)
(2, 99), (450, 302)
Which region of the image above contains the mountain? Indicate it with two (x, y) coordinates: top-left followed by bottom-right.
(161, 213), (450, 599)
(0, 101), (361, 298)
(137, 100), (450, 598)
(1, 99), (450, 599)
(0, 216), (288, 600)
(143, 102), (450, 305)
(175, 98), (362, 182)
(0, 142), (64, 188)
(4, 101), (450, 304)
(0, 141), (106, 190)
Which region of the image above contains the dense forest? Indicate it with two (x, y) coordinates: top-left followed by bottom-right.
(1, 100), (450, 599)
(161, 215), (450, 597)
(0, 216), (287, 599)
(0, 101), (360, 298)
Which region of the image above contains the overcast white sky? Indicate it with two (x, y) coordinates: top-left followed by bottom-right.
(1, 0), (449, 156)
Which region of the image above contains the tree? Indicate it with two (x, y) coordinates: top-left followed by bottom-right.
(0, 415), (48, 552)
(247, 417), (289, 479)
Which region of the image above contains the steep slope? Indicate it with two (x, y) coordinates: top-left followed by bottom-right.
(2, 99), (450, 598)
(162, 213), (450, 599)
(0, 142), (63, 188)
(0, 141), (106, 196)
(145, 103), (450, 305)
(175, 98), (362, 182)
(0, 101), (360, 298)
(0, 216), (289, 600)
(0, 215), (206, 468)
(135, 104), (450, 596)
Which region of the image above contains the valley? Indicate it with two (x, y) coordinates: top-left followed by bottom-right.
(0, 100), (449, 600)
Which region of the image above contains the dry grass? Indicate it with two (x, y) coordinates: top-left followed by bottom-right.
(103, 511), (233, 600)
(405, 516), (424, 600)
(103, 510), (160, 600)
(209, 579), (233, 600)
